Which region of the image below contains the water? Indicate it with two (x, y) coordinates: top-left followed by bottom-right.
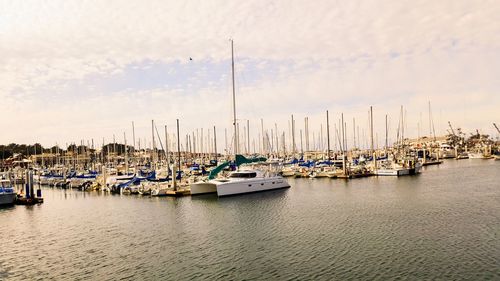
(1, 160), (499, 280)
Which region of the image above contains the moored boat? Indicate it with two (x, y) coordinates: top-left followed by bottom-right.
(0, 179), (16, 206)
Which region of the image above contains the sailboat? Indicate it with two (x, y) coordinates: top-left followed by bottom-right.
(190, 40), (290, 196)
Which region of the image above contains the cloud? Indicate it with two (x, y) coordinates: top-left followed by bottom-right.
(0, 0), (499, 146)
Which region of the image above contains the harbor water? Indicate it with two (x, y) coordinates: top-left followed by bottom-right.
(1, 159), (499, 280)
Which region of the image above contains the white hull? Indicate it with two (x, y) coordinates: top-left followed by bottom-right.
(375, 168), (410, 176)
(216, 176), (290, 197)
(309, 172), (328, 178)
(375, 164), (422, 176)
(190, 182), (217, 195)
(0, 193), (16, 206)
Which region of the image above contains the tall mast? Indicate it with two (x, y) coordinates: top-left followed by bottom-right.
(291, 115), (295, 156)
(213, 126), (218, 164)
(231, 39), (237, 157)
(175, 119), (181, 191)
(124, 132), (128, 175)
(370, 106), (376, 170)
(261, 118), (265, 154)
(247, 120), (250, 155)
(151, 120), (156, 166)
(164, 125), (169, 177)
(326, 110), (331, 160)
(385, 114), (388, 153)
(341, 113), (346, 175)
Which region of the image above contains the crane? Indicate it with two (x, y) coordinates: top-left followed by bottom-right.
(447, 121), (456, 136)
(494, 123), (500, 134)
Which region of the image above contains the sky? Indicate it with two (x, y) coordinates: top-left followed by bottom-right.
(1, 0), (499, 151)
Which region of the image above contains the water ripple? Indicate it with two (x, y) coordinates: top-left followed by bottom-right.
(1, 160), (499, 280)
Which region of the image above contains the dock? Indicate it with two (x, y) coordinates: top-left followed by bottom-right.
(164, 188), (191, 197)
(15, 196), (44, 205)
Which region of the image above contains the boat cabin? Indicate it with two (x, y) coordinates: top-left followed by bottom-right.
(229, 171), (258, 178)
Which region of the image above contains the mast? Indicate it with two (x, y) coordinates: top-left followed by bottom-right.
(385, 114), (388, 153)
(132, 121), (136, 155)
(164, 125), (169, 177)
(429, 101), (436, 141)
(175, 119), (181, 191)
(151, 120), (156, 167)
(124, 132), (128, 175)
(326, 110), (331, 160)
(370, 106), (376, 170)
(291, 115), (295, 156)
(231, 39), (237, 158)
(213, 126), (218, 164)
(247, 120), (250, 155)
(341, 113), (346, 175)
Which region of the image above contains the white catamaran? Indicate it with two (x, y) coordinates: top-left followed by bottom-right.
(190, 40), (290, 196)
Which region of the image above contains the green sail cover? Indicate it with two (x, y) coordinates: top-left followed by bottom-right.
(208, 161), (230, 180)
(235, 154), (267, 166)
(208, 155), (267, 179)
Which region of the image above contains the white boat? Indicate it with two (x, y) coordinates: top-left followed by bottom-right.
(375, 167), (411, 176)
(191, 170), (290, 197)
(309, 165), (335, 178)
(190, 40), (291, 197)
(374, 159), (422, 176)
(0, 179), (16, 206)
(439, 144), (456, 159)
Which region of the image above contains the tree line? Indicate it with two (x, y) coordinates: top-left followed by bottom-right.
(0, 143), (140, 160)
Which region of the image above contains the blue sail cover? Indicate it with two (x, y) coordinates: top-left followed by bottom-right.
(299, 160), (315, 167)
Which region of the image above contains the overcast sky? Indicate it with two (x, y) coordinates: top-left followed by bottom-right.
(1, 0), (499, 150)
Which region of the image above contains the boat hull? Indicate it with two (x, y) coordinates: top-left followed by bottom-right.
(0, 193), (16, 206)
(375, 168), (410, 176)
(216, 176), (290, 197)
(190, 182), (217, 195)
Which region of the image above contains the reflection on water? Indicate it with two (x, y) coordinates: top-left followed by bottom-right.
(1, 159), (499, 280)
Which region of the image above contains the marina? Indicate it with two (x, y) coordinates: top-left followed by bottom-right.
(1, 124), (498, 200)
(2, 1), (500, 280)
